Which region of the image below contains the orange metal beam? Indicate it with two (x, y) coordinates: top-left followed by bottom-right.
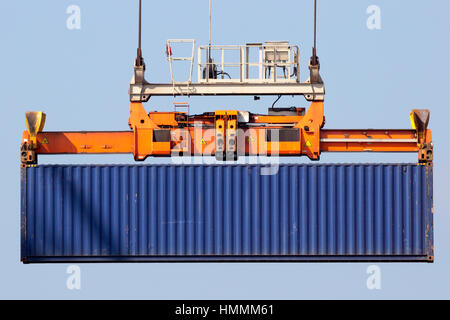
(23, 128), (426, 156)
(251, 116), (303, 124)
(319, 129), (421, 153)
(20, 102), (432, 164)
(22, 131), (134, 154)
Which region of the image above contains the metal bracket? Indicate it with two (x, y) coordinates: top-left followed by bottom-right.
(130, 60), (150, 102)
(21, 111), (46, 166)
(410, 109), (430, 141)
(20, 142), (37, 166)
(410, 109), (432, 166)
(225, 111), (238, 161)
(419, 142), (433, 166)
(308, 56), (323, 84)
(214, 111), (226, 161)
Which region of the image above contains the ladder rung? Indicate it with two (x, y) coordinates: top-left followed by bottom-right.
(171, 81), (192, 85)
(170, 57), (193, 61)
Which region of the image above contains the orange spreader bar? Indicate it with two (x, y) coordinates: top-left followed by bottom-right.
(28, 131), (134, 154)
(320, 129), (424, 153)
(21, 102), (432, 164)
(22, 128), (426, 157)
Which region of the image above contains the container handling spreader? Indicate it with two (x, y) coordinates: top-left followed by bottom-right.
(19, 1), (435, 264)
(20, 1), (432, 167)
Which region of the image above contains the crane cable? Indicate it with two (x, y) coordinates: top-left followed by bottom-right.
(136, 0), (143, 67)
(312, 0), (318, 65)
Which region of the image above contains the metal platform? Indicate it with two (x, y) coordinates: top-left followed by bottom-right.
(130, 41), (325, 102)
(129, 81), (325, 101)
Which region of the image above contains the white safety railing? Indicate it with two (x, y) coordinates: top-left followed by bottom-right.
(166, 39), (196, 87)
(197, 42), (300, 83)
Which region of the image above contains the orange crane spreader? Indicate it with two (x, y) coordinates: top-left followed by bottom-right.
(20, 102), (432, 165)
(20, 1), (433, 166)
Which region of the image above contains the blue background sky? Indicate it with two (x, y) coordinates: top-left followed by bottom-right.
(0, 0), (449, 299)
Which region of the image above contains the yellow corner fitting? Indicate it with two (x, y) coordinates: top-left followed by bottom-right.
(25, 111), (46, 147)
(409, 109), (430, 142)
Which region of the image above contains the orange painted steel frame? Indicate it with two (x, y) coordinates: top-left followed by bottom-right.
(21, 102), (431, 164)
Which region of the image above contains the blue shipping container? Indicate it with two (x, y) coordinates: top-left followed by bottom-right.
(20, 164), (434, 263)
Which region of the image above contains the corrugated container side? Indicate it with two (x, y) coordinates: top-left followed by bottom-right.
(20, 164), (433, 263)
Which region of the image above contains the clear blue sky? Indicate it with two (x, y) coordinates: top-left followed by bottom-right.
(0, 0), (449, 299)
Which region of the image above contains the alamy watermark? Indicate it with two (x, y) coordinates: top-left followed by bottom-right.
(366, 265), (382, 290)
(170, 126), (280, 175)
(66, 5), (81, 30)
(367, 5), (381, 30)
(66, 265), (81, 290)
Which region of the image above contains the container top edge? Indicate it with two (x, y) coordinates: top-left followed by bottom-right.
(23, 163), (423, 168)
